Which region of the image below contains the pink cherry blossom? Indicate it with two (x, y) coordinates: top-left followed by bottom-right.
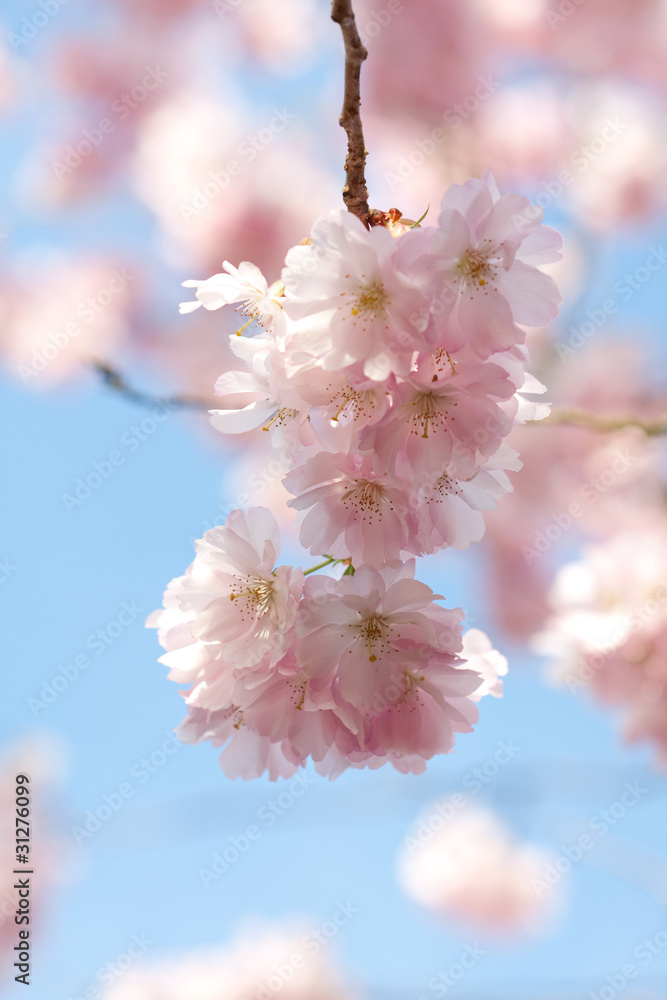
(421, 173), (562, 358)
(364, 354), (516, 483)
(208, 334), (285, 435)
(282, 210), (432, 381)
(274, 359), (392, 430)
(295, 562), (483, 757)
(148, 507), (303, 681)
(177, 703), (307, 781)
(416, 446), (520, 553)
(284, 451), (418, 567)
(180, 260), (285, 333)
(206, 332), (319, 455)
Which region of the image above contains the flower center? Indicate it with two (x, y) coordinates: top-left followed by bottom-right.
(429, 472), (464, 500)
(405, 392), (457, 438)
(239, 280), (284, 326)
(288, 674), (308, 711)
(457, 246), (495, 288)
(380, 669), (427, 714)
(349, 279), (389, 319)
(355, 613), (389, 662)
(262, 406), (298, 432)
(329, 384), (381, 423)
(341, 480), (392, 517)
(229, 576), (275, 619)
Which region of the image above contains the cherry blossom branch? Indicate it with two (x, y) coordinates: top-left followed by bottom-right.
(543, 405), (667, 436)
(90, 360), (214, 411)
(331, 0), (375, 228)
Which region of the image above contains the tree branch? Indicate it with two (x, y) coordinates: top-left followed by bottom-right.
(90, 360), (213, 411)
(331, 0), (376, 228)
(542, 405), (667, 436)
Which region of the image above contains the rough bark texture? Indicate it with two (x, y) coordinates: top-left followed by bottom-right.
(331, 0), (375, 228)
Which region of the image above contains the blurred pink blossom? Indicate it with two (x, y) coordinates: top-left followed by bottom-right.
(536, 525), (667, 764)
(482, 340), (666, 638)
(358, 0), (489, 121)
(132, 91), (339, 276)
(101, 922), (359, 1000)
(223, 0), (328, 77)
(398, 803), (563, 936)
(0, 254), (136, 386)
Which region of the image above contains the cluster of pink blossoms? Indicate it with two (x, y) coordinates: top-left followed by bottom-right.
(149, 175), (562, 779)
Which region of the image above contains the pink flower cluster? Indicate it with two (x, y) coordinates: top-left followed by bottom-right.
(184, 174), (560, 560)
(149, 506), (491, 779)
(150, 175), (562, 779)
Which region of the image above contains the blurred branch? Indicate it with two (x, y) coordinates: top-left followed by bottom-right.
(90, 360), (213, 411)
(331, 0), (378, 228)
(543, 405), (667, 436)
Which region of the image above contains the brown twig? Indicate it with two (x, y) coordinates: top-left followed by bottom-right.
(542, 405), (667, 436)
(331, 0), (377, 228)
(91, 360), (213, 412)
